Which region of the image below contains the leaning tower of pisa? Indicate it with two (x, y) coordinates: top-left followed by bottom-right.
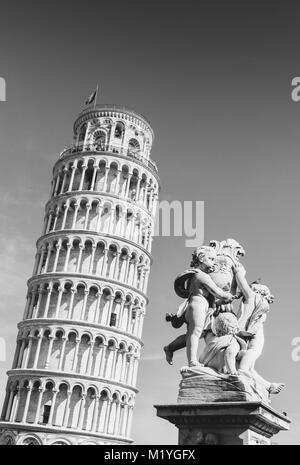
(0, 104), (159, 445)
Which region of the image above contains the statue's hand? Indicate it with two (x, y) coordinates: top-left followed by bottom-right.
(224, 293), (234, 303)
(232, 261), (246, 276)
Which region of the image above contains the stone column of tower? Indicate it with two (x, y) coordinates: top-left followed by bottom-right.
(0, 104), (159, 446)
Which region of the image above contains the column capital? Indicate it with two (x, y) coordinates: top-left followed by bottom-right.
(132, 304), (141, 310)
(108, 345), (118, 352)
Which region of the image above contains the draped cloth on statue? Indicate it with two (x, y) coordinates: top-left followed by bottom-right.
(174, 269), (198, 299)
(174, 268), (213, 330)
(237, 292), (270, 331)
(199, 334), (247, 367)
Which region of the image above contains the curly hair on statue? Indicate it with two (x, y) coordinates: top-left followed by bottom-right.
(190, 246), (216, 268)
(250, 280), (274, 303)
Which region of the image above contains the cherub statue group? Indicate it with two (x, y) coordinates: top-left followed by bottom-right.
(164, 239), (285, 396)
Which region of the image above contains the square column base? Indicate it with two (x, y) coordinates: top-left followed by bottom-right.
(154, 402), (290, 445)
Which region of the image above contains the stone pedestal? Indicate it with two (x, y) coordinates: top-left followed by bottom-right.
(154, 367), (290, 445)
(155, 401), (290, 445)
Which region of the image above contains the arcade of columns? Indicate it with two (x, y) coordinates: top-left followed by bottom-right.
(0, 104), (159, 445)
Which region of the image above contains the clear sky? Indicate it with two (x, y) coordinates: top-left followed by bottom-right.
(0, 0), (299, 444)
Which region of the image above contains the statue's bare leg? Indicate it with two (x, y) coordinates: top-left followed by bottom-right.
(185, 300), (206, 367)
(224, 339), (240, 375)
(164, 334), (186, 365)
(239, 340), (285, 395)
(239, 349), (257, 372)
(239, 328), (264, 372)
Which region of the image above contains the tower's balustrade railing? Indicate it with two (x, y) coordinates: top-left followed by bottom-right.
(59, 145), (159, 175)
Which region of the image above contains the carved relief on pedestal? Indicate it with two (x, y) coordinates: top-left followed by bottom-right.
(180, 428), (218, 445)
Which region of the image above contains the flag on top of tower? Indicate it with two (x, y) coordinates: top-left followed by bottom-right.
(85, 85), (98, 105)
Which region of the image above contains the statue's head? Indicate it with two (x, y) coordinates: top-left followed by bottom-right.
(190, 246), (216, 272)
(212, 311), (239, 337)
(250, 281), (274, 304)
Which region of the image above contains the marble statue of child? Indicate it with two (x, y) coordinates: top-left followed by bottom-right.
(164, 246), (234, 367)
(233, 262), (285, 394)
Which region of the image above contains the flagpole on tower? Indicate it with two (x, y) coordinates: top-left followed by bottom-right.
(85, 85), (99, 108)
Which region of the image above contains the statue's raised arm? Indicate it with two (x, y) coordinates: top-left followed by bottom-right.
(192, 269), (234, 301)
